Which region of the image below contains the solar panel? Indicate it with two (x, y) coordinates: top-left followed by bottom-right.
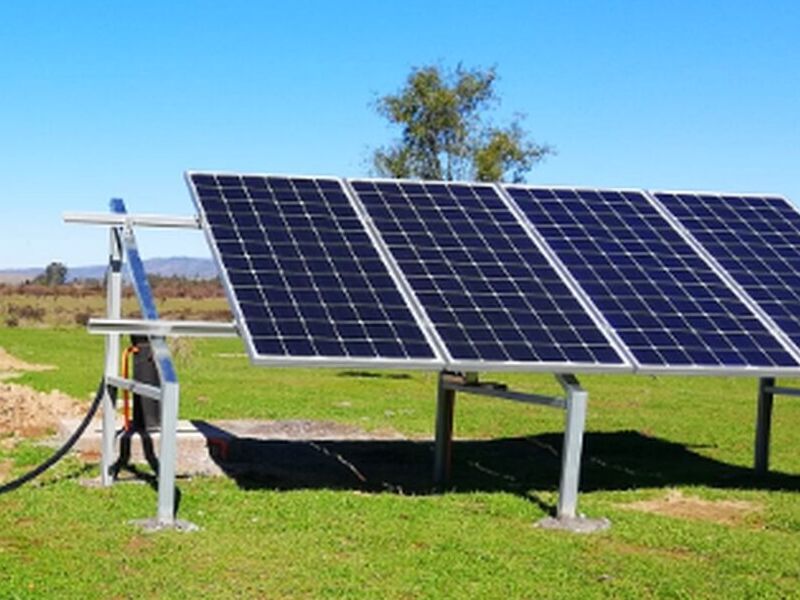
(505, 186), (800, 374)
(348, 179), (630, 371)
(653, 191), (800, 352)
(186, 172), (443, 368)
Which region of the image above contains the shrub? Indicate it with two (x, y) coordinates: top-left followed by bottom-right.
(7, 303), (46, 322)
(74, 311), (92, 326)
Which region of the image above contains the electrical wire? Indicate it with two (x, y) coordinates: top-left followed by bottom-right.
(0, 378), (106, 495)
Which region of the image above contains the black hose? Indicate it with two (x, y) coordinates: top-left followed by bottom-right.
(0, 378), (106, 495)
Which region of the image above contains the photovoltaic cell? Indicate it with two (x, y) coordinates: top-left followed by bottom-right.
(187, 173), (439, 365)
(505, 186), (800, 371)
(349, 179), (627, 368)
(654, 191), (800, 349)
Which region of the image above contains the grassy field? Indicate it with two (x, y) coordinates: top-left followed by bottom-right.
(0, 326), (799, 598)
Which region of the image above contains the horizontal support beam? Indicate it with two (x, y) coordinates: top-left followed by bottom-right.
(88, 318), (239, 338)
(63, 212), (201, 229)
(442, 379), (566, 410)
(764, 385), (800, 397)
(106, 375), (161, 400)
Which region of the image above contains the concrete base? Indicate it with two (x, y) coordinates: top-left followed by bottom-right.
(536, 515), (611, 533)
(130, 518), (199, 533)
(79, 475), (148, 488)
(58, 417), (226, 477)
(58, 417), (406, 478)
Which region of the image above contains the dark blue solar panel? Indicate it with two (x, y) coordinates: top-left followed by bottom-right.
(655, 192), (800, 349)
(506, 186), (799, 370)
(188, 173), (438, 363)
(349, 179), (626, 367)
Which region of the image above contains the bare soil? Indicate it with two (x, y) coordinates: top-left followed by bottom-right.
(0, 346), (81, 445)
(621, 489), (762, 526)
(0, 382), (83, 442)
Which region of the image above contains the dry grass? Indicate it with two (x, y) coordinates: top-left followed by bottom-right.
(620, 489), (763, 526)
(0, 281), (230, 328)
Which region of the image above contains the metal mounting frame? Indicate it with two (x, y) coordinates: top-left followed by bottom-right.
(88, 318), (239, 338)
(63, 212), (201, 229)
(65, 199), (224, 530)
(433, 370), (603, 528)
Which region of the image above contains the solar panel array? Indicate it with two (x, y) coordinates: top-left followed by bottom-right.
(188, 173), (441, 367)
(654, 192), (800, 348)
(349, 179), (626, 369)
(502, 187), (799, 371)
(187, 171), (800, 376)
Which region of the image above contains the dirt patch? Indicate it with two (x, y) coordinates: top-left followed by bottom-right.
(0, 382), (84, 443)
(0, 346), (74, 445)
(0, 346), (54, 377)
(621, 489), (762, 526)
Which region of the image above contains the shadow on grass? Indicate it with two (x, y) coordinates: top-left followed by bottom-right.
(194, 422), (800, 506)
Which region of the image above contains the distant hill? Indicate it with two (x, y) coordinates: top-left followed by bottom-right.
(0, 257), (218, 283)
(0, 269), (40, 284)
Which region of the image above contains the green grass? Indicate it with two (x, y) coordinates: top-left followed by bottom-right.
(1, 327), (799, 598)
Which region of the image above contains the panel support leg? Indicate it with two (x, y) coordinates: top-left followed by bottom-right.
(538, 375), (609, 533)
(157, 381), (179, 525)
(754, 377), (774, 475)
(556, 384), (587, 519)
(132, 379), (195, 531)
(433, 372), (456, 491)
(101, 228), (122, 486)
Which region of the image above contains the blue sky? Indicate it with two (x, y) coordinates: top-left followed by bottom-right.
(1, 1), (798, 269)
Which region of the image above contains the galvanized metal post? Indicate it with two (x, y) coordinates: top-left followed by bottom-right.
(755, 377), (775, 475)
(101, 227), (123, 486)
(157, 381), (180, 525)
(433, 372), (456, 490)
(556, 383), (588, 519)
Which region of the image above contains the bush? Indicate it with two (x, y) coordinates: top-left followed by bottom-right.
(7, 303), (46, 322)
(74, 311), (92, 326)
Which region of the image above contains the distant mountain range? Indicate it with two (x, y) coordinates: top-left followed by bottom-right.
(0, 256), (218, 283)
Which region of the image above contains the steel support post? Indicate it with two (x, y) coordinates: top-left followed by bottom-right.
(754, 377), (775, 475)
(433, 372), (456, 490)
(157, 381), (180, 525)
(556, 383), (588, 520)
(101, 227), (123, 486)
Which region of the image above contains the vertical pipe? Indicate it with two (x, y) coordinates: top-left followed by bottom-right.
(433, 373), (456, 490)
(157, 381), (179, 525)
(101, 228), (122, 486)
(754, 377), (775, 475)
(557, 385), (588, 520)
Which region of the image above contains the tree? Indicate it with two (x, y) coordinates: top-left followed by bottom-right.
(372, 64), (552, 182)
(34, 261), (68, 286)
